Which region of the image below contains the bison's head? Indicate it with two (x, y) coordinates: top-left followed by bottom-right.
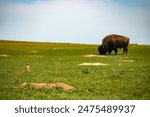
(98, 45), (107, 55)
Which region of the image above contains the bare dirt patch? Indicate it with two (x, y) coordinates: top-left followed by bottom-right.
(21, 82), (75, 91)
(117, 60), (134, 63)
(83, 54), (106, 58)
(0, 54), (9, 57)
(79, 63), (109, 66)
(52, 48), (65, 50)
(31, 51), (38, 53)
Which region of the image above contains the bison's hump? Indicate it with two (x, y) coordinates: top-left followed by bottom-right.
(102, 34), (129, 45)
(104, 34), (129, 39)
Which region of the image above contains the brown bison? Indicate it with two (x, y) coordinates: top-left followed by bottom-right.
(98, 34), (129, 55)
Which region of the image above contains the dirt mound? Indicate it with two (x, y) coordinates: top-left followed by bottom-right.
(117, 60), (134, 62)
(79, 63), (108, 66)
(83, 54), (106, 58)
(0, 54), (9, 57)
(52, 48), (65, 50)
(31, 51), (38, 53)
(21, 82), (75, 91)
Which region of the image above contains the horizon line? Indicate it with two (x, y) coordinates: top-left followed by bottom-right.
(0, 39), (149, 46)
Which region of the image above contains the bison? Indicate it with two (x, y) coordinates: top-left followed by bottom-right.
(98, 34), (129, 55)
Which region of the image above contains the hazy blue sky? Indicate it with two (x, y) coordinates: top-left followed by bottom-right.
(0, 0), (150, 44)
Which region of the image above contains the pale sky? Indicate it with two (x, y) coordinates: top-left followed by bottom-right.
(0, 0), (150, 44)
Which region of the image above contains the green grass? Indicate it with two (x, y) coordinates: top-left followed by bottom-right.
(0, 40), (150, 100)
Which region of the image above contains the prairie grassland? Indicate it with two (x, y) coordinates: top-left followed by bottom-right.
(0, 40), (150, 99)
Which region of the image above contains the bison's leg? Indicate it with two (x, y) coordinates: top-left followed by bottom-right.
(108, 49), (112, 55)
(114, 48), (118, 55)
(126, 48), (128, 54)
(122, 47), (127, 54)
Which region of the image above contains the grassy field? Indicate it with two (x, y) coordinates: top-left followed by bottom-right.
(0, 40), (150, 100)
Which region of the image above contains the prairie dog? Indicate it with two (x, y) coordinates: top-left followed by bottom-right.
(25, 64), (30, 72)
